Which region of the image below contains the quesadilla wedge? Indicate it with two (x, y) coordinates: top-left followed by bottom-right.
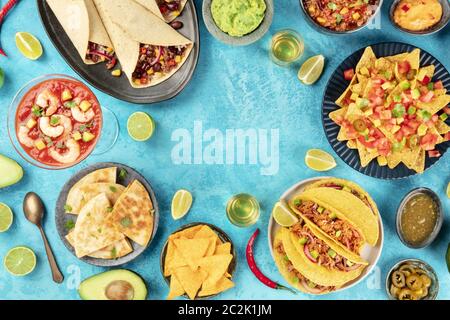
(133, 0), (188, 23)
(72, 193), (125, 258)
(71, 183), (126, 215)
(93, 0), (193, 88)
(66, 231), (132, 259)
(46, 0), (116, 69)
(65, 167), (117, 214)
(284, 224), (366, 287)
(273, 228), (335, 295)
(300, 188), (379, 246)
(111, 180), (154, 247)
(304, 178), (380, 216)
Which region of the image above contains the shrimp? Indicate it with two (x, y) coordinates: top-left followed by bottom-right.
(71, 106), (95, 123)
(35, 89), (60, 116)
(18, 126), (35, 147)
(48, 139), (80, 164)
(39, 115), (73, 138)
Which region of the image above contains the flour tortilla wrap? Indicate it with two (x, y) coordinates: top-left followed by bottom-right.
(46, 0), (113, 64)
(304, 178), (380, 216)
(272, 228), (334, 295)
(133, 0), (188, 22)
(282, 227), (366, 287)
(66, 231), (132, 259)
(93, 0), (193, 88)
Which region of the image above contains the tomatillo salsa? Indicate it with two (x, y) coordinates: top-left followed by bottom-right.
(211, 0), (267, 37)
(393, 0), (443, 32)
(15, 79), (102, 167)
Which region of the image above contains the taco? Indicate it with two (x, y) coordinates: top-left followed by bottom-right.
(46, 0), (116, 69)
(272, 228), (335, 295)
(133, 0), (188, 23)
(93, 0), (193, 88)
(304, 178), (379, 216)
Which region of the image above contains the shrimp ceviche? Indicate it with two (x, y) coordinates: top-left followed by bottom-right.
(15, 79), (102, 167)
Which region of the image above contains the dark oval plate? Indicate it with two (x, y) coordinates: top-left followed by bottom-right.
(322, 42), (450, 179)
(37, 0), (200, 104)
(55, 162), (160, 267)
(160, 222), (237, 300)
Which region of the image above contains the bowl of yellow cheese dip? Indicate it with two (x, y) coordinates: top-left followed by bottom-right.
(390, 0), (450, 35)
(202, 0), (273, 46)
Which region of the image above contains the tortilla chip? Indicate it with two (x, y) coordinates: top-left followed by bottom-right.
(205, 237), (218, 256)
(173, 238), (210, 271)
(435, 120), (450, 134)
(164, 240), (188, 276)
(387, 151), (403, 169)
(418, 95), (450, 115)
(169, 225), (203, 240)
(347, 139), (357, 149)
(198, 254), (233, 286)
(329, 107), (347, 123)
(167, 274), (185, 300)
(336, 76), (357, 107)
(194, 225), (221, 244)
(174, 266), (208, 300)
(356, 140), (378, 167)
(215, 242), (231, 255)
(386, 52), (408, 63)
(198, 276), (235, 297)
(356, 47), (376, 74)
(409, 149), (426, 173)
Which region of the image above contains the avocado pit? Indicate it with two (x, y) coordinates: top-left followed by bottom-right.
(105, 280), (135, 300)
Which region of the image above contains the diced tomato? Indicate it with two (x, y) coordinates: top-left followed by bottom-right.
(400, 125), (414, 137)
(375, 87), (385, 97)
(358, 136), (376, 149)
(421, 76), (431, 85)
(18, 107), (31, 122)
(373, 128), (384, 139)
(372, 78), (384, 86)
(434, 81), (444, 90)
(401, 4), (410, 11)
(395, 131), (404, 142)
(428, 150), (441, 158)
(140, 77), (149, 85)
(377, 138), (391, 156)
(431, 114), (439, 123)
(344, 68), (355, 81)
(419, 91), (434, 103)
(401, 92), (412, 104)
(420, 133), (438, 150)
(443, 106), (450, 115)
(397, 61), (411, 74)
(445, 132), (450, 141)
(406, 119), (420, 131)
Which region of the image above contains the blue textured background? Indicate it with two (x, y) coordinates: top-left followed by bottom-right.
(0, 0), (449, 300)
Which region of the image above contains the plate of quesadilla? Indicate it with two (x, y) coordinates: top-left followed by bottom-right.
(38, 0), (199, 104)
(55, 162), (159, 266)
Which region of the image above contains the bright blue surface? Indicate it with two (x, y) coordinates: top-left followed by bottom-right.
(0, 0), (449, 300)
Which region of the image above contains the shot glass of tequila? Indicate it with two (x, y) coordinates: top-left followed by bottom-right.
(226, 194), (260, 228)
(270, 29), (304, 67)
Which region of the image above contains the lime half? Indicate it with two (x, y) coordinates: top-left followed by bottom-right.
(171, 189), (193, 220)
(127, 112), (155, 142)
(4, 246), (36, 276)
(298, 55), (325, 85)
(0, 203), (13, 233)
(305, 149), (337, 172)
(15, 32), (43, 60)
(272, 202), (298, 227)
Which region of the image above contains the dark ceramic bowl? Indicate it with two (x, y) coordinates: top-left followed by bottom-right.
(160, 222), (236, 300)
(386, 259), (439, 300)
(389, 0), (450, 35)
(299, 0), (383, 35)
(396, 188), (443, 249)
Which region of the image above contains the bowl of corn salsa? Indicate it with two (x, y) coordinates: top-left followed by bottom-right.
(299, 0), (383, 34)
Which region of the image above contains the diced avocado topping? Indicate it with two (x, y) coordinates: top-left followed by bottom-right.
(335, 230), (342, 237)
(82, 132), (96, 142)
(392, 104), (406, 118)
(298, 237), (308, 245)
(411, 88), (421, 99)
(393, 138), (406, 152)
(400, 81), (411, 90)
(293, 199), (302, 206)
(418, 110), (431, 122)
(417, 124), (428, 136)
(62, 89), (72, 101)
(283, 255), (290, 262)
(310, 250), (319, 260)
(64, 101), (78, 108)
(328, 212), (337, 220)
(427, 83), (434, 90)
(328, 249), (337, 259)
(440, 113), (448, 121)
(393, 94), (402, 103)
(307, 281), (317, 288)
(356, 97), (369, 108)
(80, 100), (92, 112)
(407, 106), (416, 115)
(381, 81), (393, 90)
(317, 206), (324, 214)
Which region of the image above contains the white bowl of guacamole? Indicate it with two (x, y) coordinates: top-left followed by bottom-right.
(203, 0), (273, 46)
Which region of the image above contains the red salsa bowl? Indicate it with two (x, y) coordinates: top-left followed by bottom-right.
(8, 74), (103, 170)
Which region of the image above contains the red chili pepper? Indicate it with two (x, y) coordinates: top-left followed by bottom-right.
(246, 228), (296, 294)
(0, 0), (19, 57)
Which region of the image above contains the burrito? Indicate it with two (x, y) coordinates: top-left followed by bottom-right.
(93, 0), (193, 88)
(133, 0), (188, 23)
(46, 0), (117, 69)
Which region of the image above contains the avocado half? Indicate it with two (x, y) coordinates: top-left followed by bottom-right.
(78, 269), (147, 300)
(0, 155), (23, 189)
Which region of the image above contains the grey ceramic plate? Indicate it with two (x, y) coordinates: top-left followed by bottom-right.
(160, 222), (236, 300)
(37, 0), (200, 104)
(55, 162), (160, 267)
(202, 0), (273, 46)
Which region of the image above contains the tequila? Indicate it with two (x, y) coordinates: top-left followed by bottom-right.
(270, 29), (304, 66)
(226, 194), (260, 227)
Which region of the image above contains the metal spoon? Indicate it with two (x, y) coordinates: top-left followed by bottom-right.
(23, 192), (64, 283)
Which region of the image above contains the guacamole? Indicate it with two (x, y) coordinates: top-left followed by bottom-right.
(211, 0), (266, 37)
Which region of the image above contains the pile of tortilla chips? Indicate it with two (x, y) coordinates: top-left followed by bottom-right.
(331, 46), (450, 173)
(64, 167), (155, 259)
(164, 224), (235, 300)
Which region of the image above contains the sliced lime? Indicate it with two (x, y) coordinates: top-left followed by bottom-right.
(272, 202), (298, 227)
(127, 112), (155, 142)
(4, 246), (36, 276)
(171, 189), (193, 220)
(0, 203), (13, 232)
(298, 55), (325, 85)
(305, 149), (337, 172)
(15, 32), (43, 60)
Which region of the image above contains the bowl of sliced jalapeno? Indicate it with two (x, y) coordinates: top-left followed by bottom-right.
(386, 259), (439, 300)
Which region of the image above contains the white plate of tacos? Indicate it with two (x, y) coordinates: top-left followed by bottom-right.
(39, 0), (199, 103)
(56, 162), (159, 266)
(268, 177), (384, 295)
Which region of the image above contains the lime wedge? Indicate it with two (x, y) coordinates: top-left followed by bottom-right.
(127, 112), (155, 142)
(0, 203), (13, 233)
(171, 189), (193, 220)
(446, 182), (450, 199)
(305, 149), (337, 172)
(15, 32), (43, 60)
(298, 55), (325, 85)
(4, 246), (36, 276)
(272, 202), (298, 227)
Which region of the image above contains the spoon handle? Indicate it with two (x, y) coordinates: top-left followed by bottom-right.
(39, 226), (64, 283)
